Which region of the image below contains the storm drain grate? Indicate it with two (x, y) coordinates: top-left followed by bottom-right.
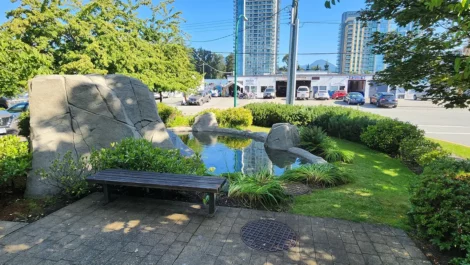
(240, 220), (297, 252)
(282, 182), (311, 196)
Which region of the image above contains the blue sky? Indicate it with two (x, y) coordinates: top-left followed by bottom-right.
(0, 0), (365, 66)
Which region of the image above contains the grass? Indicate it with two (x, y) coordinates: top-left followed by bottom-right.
(291, 138), (415, 230)
(244, 125), (271, 133)
(428, 138), (470, 159)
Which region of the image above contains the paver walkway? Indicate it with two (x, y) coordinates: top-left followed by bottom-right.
(0, 193), (430, 265)
(0, 221), (27, 239)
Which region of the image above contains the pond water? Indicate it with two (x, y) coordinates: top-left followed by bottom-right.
(178, 132), (307, 176)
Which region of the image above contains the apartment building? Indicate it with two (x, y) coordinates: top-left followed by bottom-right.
(234, 0), (281, 76)
(337, 11), (413, 74)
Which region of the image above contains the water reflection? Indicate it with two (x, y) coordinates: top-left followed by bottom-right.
(178, 133), (306, 176)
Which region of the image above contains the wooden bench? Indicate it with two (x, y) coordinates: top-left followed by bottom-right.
(86, 169), (227, 215)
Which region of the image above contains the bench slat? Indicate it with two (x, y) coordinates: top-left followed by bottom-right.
(87, 169), (226, 193)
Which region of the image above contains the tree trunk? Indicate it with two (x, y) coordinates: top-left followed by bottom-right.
(159, 92), (163, 103)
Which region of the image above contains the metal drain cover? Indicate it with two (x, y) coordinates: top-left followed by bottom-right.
(240, 220), (297, 252)
(282, 182), (311, 196)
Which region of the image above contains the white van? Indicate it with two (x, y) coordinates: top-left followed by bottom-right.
(296, 86), (310, 100)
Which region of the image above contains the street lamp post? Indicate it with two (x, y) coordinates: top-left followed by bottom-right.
(234, 14), (248, 107)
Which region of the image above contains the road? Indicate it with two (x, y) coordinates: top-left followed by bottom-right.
(162, 97), (470, 147)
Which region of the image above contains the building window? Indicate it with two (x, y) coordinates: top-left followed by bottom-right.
(261, 86), (268, 92)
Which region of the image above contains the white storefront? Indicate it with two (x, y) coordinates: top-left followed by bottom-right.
(227, 73), (381, 99)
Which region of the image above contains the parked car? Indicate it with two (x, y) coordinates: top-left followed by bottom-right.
(370, 92), (393, 104)
(344, 92), (365, 105)
(331, 90), (347, 100)
(413, 90), (434, 100)
(315, 89), (330, 100)
(296, 86), (310, 100)
(263, 88), (276, 99)
(374, 93), (398, 108)
(211, 89), (219, 97)
(0, 102), (29, 135)
(187, 91), (211, 105)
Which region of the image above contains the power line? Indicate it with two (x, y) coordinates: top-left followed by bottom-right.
(188, 5), (290, 43)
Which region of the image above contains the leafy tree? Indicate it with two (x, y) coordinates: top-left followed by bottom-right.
(192, 48), (226, 79)
(0, 0), (200, 101)
(225, 53), (234, 75)
(325, 0), (470, 109)
(282, 54), (289, 66)
(324, 62), (330, 71)
(313, 65), (321, 71)
(297, 64), (304, 71)
(306, 64), (310, 70)
(278, 66), (287, 72)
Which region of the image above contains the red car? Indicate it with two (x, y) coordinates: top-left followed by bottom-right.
(331, 90), (347, 100)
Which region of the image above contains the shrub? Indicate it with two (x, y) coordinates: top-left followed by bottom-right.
(197, 108), (253, 128)
(167, 115), (192, 127)
(409, 158), (470, 263)
(157, 103), (182, 124)
(225, 170), (290, 210)
(281, 163), (351, 187)
(360, 119), (424, 156)
(18, 110), (30, 137)
(399, 137), (449, 167)
(0, 135), (31, 184)
(299, 126), (352, 163)
(38, 152), (91, 198)
(89, 138), (206, 175)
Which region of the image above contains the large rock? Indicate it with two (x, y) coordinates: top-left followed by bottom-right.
(192, 113), (218, 132)
(26, 74), (174, 198)
(265, 123), (300, 151)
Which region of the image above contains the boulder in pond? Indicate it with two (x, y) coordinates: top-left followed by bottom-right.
(192, 112), (218, 132)
(265, 123), (300, 151)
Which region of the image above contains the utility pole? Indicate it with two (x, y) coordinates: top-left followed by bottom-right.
(286, 0), (299, 105)
(202, 63), (205, 79)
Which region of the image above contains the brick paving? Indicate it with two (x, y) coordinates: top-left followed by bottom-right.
(0, 193), (430, 265)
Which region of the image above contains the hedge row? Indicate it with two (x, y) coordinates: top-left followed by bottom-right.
(244, 103), (447, 166)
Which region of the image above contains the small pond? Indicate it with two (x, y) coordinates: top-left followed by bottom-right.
(178, 132), (307, 176)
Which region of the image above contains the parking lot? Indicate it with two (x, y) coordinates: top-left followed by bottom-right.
(162, 96), (470, 147)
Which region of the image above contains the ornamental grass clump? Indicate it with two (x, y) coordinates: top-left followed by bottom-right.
(299, 126), (352, 163)
(224, 170), (290, 210)
(281, 164), (351, 188)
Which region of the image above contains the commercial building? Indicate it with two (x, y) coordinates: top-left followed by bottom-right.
(226, 72), (387, 99)
(234, 0), (281, 75)
(337, 12), (413, 74)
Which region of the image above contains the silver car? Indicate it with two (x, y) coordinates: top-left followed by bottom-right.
(0, 102), (29, 135)
(263, 88), (276, 99)
(188, 91), (211, 105)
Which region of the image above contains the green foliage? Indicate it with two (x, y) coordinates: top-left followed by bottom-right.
(0, 135), (31, 183)
(399, 137), (449, 167)
(224, 170), (290, 210)
(217, 136), (252, 149)
(299, 126), (352, 163)
(355, 0), (470, 109)
(38, 152), (91, 198)
(225, 53), (234, 75)
(167, 116), (192, 128)
(18, 110), (30, 137)
(244, 103), (381, 142)
(197, 108), (253, 128)
(1, 0), (201, 97)
(157, 103), (182, 124)
(192, 48), (226, 79)
(360, 119), (424, 156)
(281, 164), (351, 187)
(409, 158), (470, 262)
(89, 138), (206, 175)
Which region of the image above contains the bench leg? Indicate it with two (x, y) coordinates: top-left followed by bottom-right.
(103, 184), (112, 204)
(208, 193), (216, 217)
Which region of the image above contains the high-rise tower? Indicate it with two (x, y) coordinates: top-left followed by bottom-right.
(234, 0), (281, 76)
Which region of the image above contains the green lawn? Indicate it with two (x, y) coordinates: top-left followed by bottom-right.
(428, 138), (470, 159)
(292, 138), (415, 230)
(244, 125), (271, 133)
(244, 125), (415, 229)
